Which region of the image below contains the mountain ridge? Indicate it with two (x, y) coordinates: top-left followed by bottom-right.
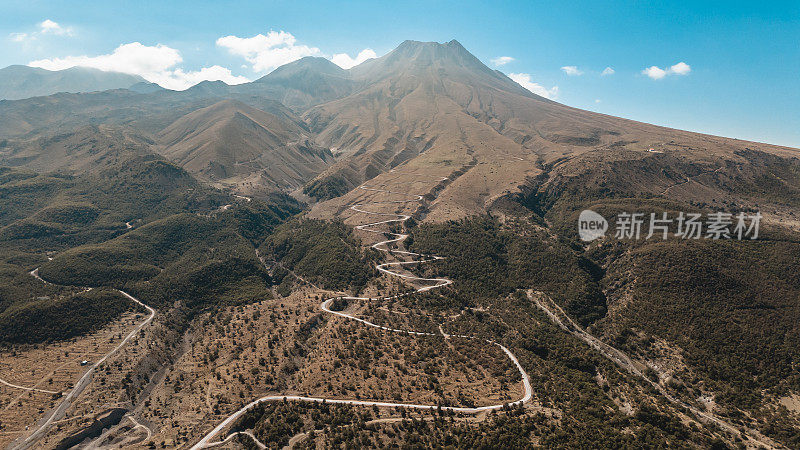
(156, 99), (333, 191)
(0, 65), (146, 101)
(1, 39), (798, 216)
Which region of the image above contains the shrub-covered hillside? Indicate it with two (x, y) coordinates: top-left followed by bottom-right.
(408, 217), (606, 326)
(261, 219), (380, 292)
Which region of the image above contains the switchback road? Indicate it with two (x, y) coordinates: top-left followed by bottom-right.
(191, 178), (533, 448)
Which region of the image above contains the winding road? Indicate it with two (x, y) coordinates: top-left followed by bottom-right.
(10, 277), (156, 450)
(191, 179), (534, 449)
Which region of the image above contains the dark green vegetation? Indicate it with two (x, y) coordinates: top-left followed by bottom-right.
(0, 159), (216, 345)
(261, 219), (379, 292)
(603, 238), (800, 397)
(516, 148), (800, 446)
(236, 401), (372, 448)
(0, 288), (137, 344)
(598, 237), (800, 447)
(0, 159), (300, 346)
(403, 209), (800, 447)
(37, 202), (299, 311)
(302, 174), (350, 201)
(507, 155), (800, 445)
(0, 158), (227, 250)
(290, 406), (710, 450)
(408, 216), (605, 326)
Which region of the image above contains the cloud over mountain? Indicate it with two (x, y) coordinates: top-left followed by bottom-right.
(508, 72), (558, 99)
(216, 30), (321, 73)
(331, 48), (377, 69)
(28, 42), (249, 90)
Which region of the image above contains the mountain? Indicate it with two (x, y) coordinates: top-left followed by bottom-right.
(181, 57), (357, 111)
(0, 65), (145, 100)
(156, 99), (333, 191)
(303, 40), (798, 222)
(0, 88), (330, 195)
(249, 56), (357, 110)
(127, 81), (166, 94)
(1, 40), (798, 215)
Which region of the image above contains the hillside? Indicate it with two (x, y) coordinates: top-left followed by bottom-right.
(0, 124), (155, 174)
(156, 100), (333, 190)
(247, 56), (358, 111)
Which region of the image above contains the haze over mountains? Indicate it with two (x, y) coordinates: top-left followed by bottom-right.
(0, 65), (146, 100)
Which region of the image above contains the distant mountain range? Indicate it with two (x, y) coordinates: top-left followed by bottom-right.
(0, 65), (148, 100)
(1, 39), (797, 211)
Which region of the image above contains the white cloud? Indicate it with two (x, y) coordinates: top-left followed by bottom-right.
(216, 30), (321, 73)
(508, 73), (558, 99)
(561, 65), (583, 76)
(491, 56), (514, 67)
(669, 61), (691, 75)
(28, 42), (249, 90)
(642, 61), (691, 80)
(601, 66), (615, 76)
(149, 66), (250, 91)
(30, 42), (181, 74)
(331, 48), (377, 69)
(595, 99), (601, 103)
(642, 66), (668, 80)
(39, 19), (73, 36)
(9, 19), (75, 43)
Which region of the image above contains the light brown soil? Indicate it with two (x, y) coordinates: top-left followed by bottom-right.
(0, 311), (148, 448)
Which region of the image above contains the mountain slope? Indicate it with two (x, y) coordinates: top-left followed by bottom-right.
(1, 40), (798, 220)
(0, 124), (156, 174)
(157, 99), (333, 190)
(304, 40), (799, 223)
(0, 65), (145, 100)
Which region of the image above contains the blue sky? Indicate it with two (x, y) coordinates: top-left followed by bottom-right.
(2, 0), (798, 147)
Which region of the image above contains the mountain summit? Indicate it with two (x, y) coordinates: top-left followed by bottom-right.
(0, 38), (796, 222)
(301, 39), (797, 222)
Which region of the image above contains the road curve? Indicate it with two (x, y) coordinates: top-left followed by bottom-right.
(13, 282), (155, 450)
(127, 415), (153, 445)
(191, 180), (534, 449)
(0, 377), (61, 395)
